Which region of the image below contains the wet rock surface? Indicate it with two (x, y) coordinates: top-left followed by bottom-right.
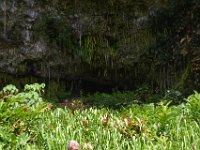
(0, 0), (150, 89)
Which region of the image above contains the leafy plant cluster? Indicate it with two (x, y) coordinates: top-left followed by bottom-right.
(82, 88), (162, 108)
(0, 84), (199, 149)
(31, 91), (199, 150)
(0, 83), (50, 149)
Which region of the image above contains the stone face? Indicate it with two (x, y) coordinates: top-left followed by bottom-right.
(0, 0), (47, 75)
(0, 0), (150, 88)
(0, 1), (198, 94)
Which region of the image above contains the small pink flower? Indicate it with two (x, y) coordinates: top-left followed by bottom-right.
(68, 140), (79, 150)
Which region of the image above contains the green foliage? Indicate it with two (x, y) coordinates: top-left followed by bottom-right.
(80, 37), (96, 64)
(0, 84), (18, 96)
(0, 84), (200, 149)
(24, 83), (45, 92)
(83, 88), (160, 107)
(185, 91), (200, 123)
(31, 93), (199, 149)
(82, 91), (138, 108)
(0, 83), (49, 149)
(155, 101), (176, 136)
(164, 89), (183, 104)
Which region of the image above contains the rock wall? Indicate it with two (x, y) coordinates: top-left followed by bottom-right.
(0, 0), (47, 75)
(0, 0), (152, 89)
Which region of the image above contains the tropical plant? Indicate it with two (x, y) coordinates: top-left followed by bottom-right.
(0, 83), (49, 149)
(185, 91), (200, 122)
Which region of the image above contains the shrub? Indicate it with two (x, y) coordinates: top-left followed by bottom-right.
(164, 89), (183, 104)
(82, 91), (138, 108)
(0, 83), (49, 149)
(185, 91), (200, 122)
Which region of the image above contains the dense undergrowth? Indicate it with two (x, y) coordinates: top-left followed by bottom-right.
(0, 83), (199, 149)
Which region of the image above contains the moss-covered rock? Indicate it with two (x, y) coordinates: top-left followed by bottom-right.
(0, 0), (199, 93)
